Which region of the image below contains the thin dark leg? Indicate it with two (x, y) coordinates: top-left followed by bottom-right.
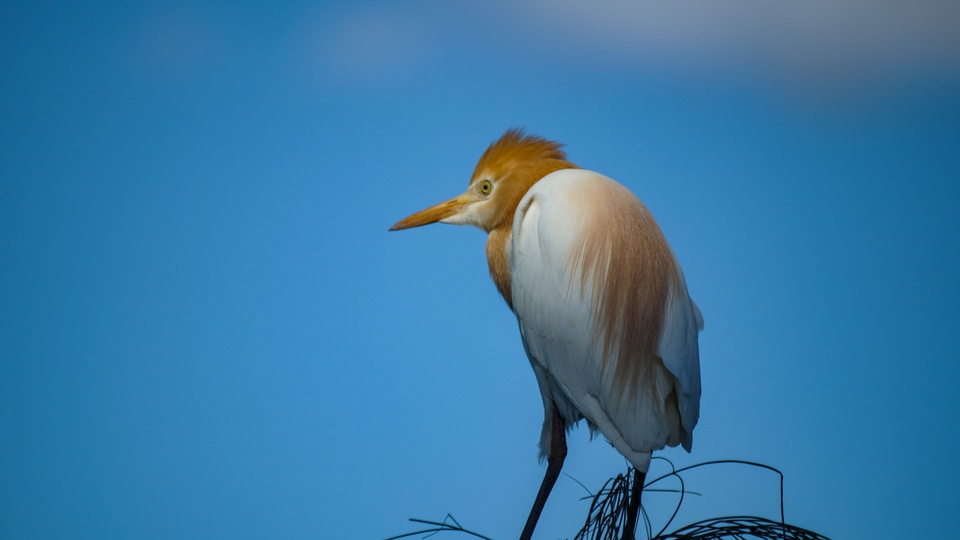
(621, 468), (646, 540)
(519, 406), (567, 540)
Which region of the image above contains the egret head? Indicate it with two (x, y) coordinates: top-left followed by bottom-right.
(389, 129), (577, 233)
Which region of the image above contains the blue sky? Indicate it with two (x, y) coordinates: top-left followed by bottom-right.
(2, 1), (959, 539)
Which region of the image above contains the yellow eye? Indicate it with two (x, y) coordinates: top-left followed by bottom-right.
(478, 179), (493, 195)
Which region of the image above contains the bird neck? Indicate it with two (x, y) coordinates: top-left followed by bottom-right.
(481, 159), (579, 312)
(486, 226), (513, 310)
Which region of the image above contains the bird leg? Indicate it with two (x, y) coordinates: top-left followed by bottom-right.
(621, 468), (646, 540)
(519, 406), (567, 540)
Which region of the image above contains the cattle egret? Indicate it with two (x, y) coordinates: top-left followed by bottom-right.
(390, 129), (702, 540)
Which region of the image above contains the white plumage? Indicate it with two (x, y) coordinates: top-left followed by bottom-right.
(511, 169), (702, 472)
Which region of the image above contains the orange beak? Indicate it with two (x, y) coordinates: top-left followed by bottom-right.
(389, 195), (468, 231)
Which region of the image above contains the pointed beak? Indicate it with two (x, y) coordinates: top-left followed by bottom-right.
(389, 194), (468, 231)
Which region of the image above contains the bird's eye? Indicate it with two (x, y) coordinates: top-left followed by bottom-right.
(478, 179), (493, 196)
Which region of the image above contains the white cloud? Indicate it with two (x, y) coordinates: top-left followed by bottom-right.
(501, 0), (960, 83)
(287, 1), (959, 91)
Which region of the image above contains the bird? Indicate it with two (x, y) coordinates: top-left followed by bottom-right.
(389, 129), (702, 540)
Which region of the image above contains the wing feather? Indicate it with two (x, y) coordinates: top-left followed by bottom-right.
(510, 169), (701, 470)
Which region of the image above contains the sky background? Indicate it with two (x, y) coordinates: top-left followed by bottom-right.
(2, 1), (959, 539)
